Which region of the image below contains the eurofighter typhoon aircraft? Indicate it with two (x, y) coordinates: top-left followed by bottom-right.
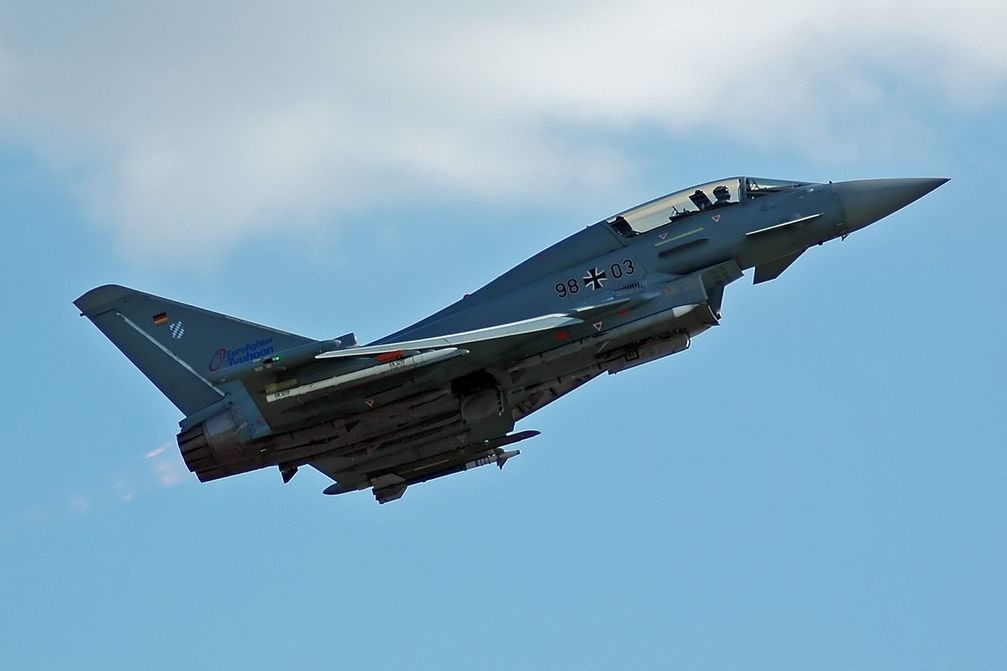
(76, 176), (946, 503)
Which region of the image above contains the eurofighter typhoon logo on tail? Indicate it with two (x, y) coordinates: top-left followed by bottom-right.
(209, 338), (275, 372)
(75, 175), (947, 504)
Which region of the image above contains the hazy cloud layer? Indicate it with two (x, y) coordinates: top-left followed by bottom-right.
(7, 441), (187, 527)
(1, 1), (1004, 256)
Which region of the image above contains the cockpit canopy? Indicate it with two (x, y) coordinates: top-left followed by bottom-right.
(607, 176), (810, 237)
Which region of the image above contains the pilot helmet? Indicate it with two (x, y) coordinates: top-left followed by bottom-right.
(713, 185), (730, 200)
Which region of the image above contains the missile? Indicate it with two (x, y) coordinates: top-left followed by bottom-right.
(510, 301), (701, 376)
(322, 431), (541, 499)
(394, 442), (532, 484)
(322, 448), (522, 499)
(266, 347), (468, 403)
(465, 449), (520, 470)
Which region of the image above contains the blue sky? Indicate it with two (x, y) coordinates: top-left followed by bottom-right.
(2, 2), (1006, 669)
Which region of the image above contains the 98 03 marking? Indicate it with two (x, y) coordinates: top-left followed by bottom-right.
(555, 259), (636, 297)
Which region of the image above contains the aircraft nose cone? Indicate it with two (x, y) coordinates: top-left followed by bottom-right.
(834, 177), (948, 232)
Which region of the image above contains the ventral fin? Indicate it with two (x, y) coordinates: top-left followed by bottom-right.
(754, 250), (805, 284)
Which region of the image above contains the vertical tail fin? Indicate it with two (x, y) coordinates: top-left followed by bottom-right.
(74, 284), (314, 415)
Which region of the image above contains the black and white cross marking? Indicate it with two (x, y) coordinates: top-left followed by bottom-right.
(583, 267), (607, 291)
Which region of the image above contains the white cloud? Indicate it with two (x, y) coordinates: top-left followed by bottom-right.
(68, 494), (91, 513)
(153, 460), (184, 488)
(1, 1), (1004, 258)
(3, 442), (184, 528)
(142, 441), (185, 487)
(112, 480), (136, 504)
(143, 444), (169, 460)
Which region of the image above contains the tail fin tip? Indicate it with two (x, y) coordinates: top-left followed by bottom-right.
(75, 284), (133, 317)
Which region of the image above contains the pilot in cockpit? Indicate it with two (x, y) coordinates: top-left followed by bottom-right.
(710, 185), (732, 208)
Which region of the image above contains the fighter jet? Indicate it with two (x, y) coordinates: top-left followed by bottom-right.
(75, 176), (946, 503)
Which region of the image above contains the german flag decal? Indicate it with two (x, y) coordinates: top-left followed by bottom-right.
(152, 312), (169, 325)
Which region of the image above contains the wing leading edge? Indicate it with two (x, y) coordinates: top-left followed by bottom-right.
(315, 298), (639, 361)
